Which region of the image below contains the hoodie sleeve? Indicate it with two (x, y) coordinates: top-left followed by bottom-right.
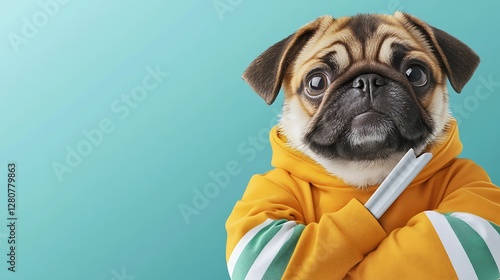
(225, 170), (387, 280)
(227, 160), (500, 280)
(347, 160), (500, 280)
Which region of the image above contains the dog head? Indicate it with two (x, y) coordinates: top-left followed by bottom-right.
(242, 12), (480, 187)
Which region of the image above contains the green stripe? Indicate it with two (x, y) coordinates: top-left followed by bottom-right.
(489, 221), (500, 235)
(445, 214), (499, 280)
(232, 220), (288, 280)
(262, 223), (305, 280)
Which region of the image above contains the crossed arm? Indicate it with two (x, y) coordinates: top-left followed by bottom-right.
(226, 167), (500, 279)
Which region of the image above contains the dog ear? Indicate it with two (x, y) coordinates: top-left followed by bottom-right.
(242, 16), (333, 104)
(396, 12), (480, 93)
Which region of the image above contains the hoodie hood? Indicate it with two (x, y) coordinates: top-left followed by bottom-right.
(270, 120), (463, 188)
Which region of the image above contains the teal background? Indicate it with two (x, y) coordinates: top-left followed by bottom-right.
(0, 0), (498, 279)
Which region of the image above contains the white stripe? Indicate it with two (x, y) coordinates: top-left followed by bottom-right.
(451, 212), (500, 268)
(425, 211), (478, 280)
(227, 219), (273, 277)
(244, 221), (297, 280)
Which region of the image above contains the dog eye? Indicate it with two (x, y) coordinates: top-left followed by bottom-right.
(405, 65), (428, 87)
(306, 73), (329, 97)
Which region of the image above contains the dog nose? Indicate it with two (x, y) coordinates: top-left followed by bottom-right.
(352, 74), (387, 99)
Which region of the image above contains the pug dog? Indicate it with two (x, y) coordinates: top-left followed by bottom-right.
(226, 11), (500, 279)
(243, 12), (479, 187)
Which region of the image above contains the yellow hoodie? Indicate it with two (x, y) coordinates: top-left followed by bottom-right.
(226, 121), (500, 280)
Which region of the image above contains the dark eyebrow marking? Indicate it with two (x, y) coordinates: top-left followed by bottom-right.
(321, 41), (353, 65)
(320, 51), (338, 71)
(391, 42), (410, 69)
